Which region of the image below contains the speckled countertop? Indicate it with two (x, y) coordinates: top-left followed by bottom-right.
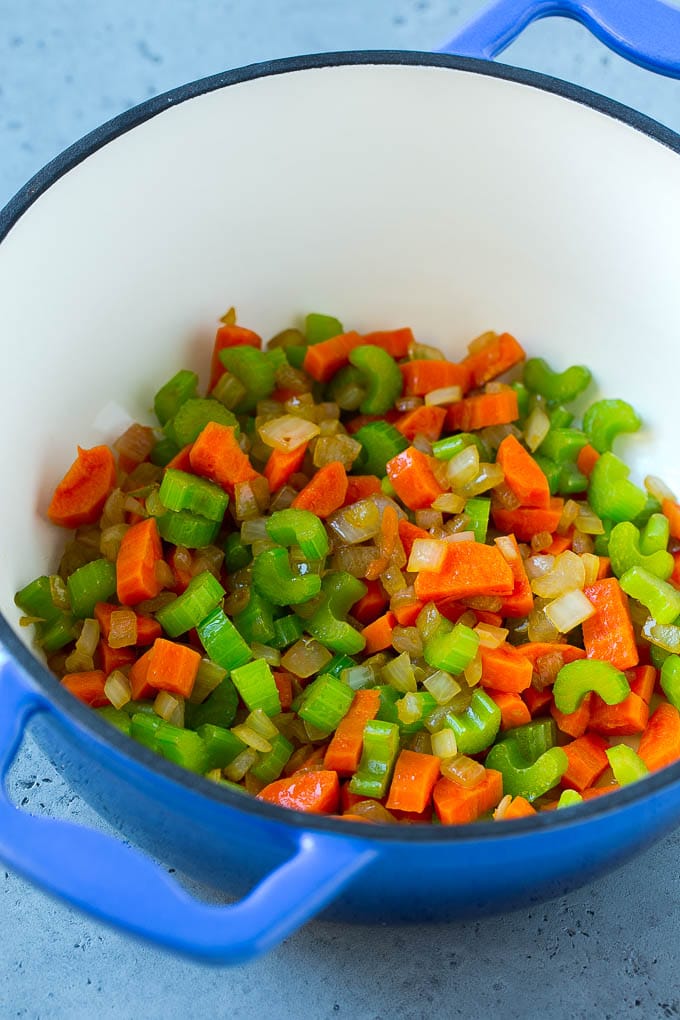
(2, 3), (680, 1017)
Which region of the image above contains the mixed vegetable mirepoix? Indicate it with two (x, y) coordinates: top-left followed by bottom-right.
(15, 309), (680, 824)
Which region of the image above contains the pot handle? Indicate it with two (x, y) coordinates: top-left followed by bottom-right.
(0, 654), (375, 962)
(441, 0), (680, 78)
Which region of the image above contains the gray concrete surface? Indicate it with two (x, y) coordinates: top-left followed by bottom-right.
(2, 2), (680, 1016)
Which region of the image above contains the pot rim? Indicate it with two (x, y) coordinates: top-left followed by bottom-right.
(3, 49), (680, 843)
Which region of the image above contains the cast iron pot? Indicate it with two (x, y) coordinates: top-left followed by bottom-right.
(1, 0), (680, 964)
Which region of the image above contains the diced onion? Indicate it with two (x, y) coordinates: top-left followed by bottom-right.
(524, 554), (555, 580)
(409, 341), (446, 360)
(464, 652), (483, 686)
(341, 664), (374, 690)
(544, 588), (596, 632)
(409, 730), (433, 755)
(382, 652), (417, 693)
(534, 651), (565, 689)
(645, 475), (676, 503)
(557, 499), (580, 536)
(446, 446), (480, 489)
(250, 642), (281, 666)
(154, 690), (184, 727)
(530, 530), (553, 554)
(64, 618), (101, 672)
(246, 708), (279, 740)
(231, 723), (273, 753)
(397, 693), (422, 725)
(527, 603), (560, 642)
(642, 617), (680, 652)
(574, 503), (605, 535)
(492, 482), (521, 510)
(494, 535), (519, 564)
(493, 794), (513, 820)
(313, 434), (362, 469)
(108, 608), (138, 648)
(467, 330), (497, 355)
(258, 414), (320, 451)
(104, 670), (132, 710)
(281, 638), (332, 678)
(240, 517), (269, 544)
(431, 728), (458, 759)
(531, 550), (585, 599)
(571, 530), (594, 555)
(440, 754), (486, 788)
(431, 493), (467, 514)
(425, 385), (462, 407)
(415, 509), (444, 531)
(523, 406), (551, 452)
(391, 625), (423, 658)
(580, 553), (600, 586)
(189, 658), (227, 704)
(474, 622), (509, 649)
(328, 499), (382, 544)
(423, 669), (461, 704)
(351, 800), (397, 823)
(224, 747), (259, 781)
(416, 602), (443, 642)
(458, 463), (505, 498)
(407, 539), (447, 573)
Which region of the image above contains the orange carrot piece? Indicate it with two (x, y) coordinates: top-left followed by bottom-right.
(400, 360), (472, 397)
(94, 602), (161, 646)
(99, 639), (136, 676)
(272, 670), (294, 711)
(397, 518), (430, 557)
(581, 784), (620, 800)
(164, 442), (194, 472)
(495, 533), (534, 617)
(515, 642), (587, 667)
(487, 689), (532, 730)
(671, 550), (680, 589)
(47, 445), (117, 529)
(501, 796), (537, 820)
(461, 332), (526, 387)
(209, 324), (261, 390)
(61, 670), (109, 707)
(522, 687), (553, 716)
(116, 517), (163, 607)
(263, 443), (308, 493)
(361, 327), (414, 358)
(324, 689), (381, 775)
(257, 770), (340, 814)
(561, 733), (610, 792)
(351, 579), (389, 626)
(128, 647), (155, 700)
(638, 703), (680, 771)
(302, 331), (362, 383)
(496, 434), (550, 509)
(628, 664), (657, 704)
(385, 749), (441, 813)
(414, 540), (514, 602)
(596, 556), (611, 580)
(546, 530), (573, 555)
(291, 461), (348, 518)
(342, 475), (382, 506)
(385, 447), (445, 511)
(491, 497), (564, 543)
(479, 644), (533, 694)
(361, 611), (396, 655)
(662, 498), (680, 540)
(433, 769), (504, 825)
(392, 599), (424, 627)
(576, 443), (600, 478)
(551, 692), (592, 739)
(589, 691), (649, 736)
(189, 421), (261, 498)
(446, 388), (519, 432)
(582, 577), (639, 671)
(145, 637), (201, 699)
(394, 405), (447, 443)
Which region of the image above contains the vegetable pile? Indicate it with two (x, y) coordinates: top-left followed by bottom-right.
(15, 309), (680, 824)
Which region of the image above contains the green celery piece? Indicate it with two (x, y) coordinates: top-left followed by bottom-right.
(548, 405), (575, 429)
(231, 659), (281, 717)
(306, 571), (367, 655)
(348, 719), (400, 799)
(583, 398), (641, 454)
(167, 397), (238, 447)
(130, 712), (164, 751)
(589, 452), (647, 524)
(223, 532), (253, 573)
(211, 371), (247, 411)
(327, 365), (366, 411)
(660, 654), (680, 709)
(431, 432), (491, 463)
(464, 498), (491, 543)
(523, 358), (591, 404)
(424, 622), (479, 675)
(156, 571), (226, 638)
(185, 677), (239, 730)
(553, 659), (630, 715)
(95, 706), (132, 735)
(348, 345), (403, 416)
(620, 566), (680, 626)
(234, 591), (276, 646)
(500, 719), (557, 764)
(66, 558), (117, 619)
(265, 508), (329, 560)
(594, 518), (614, 557)
(533, 455), (561, 496)
(376, 686), (435, 734)
(219, 347), (276, 413)
(39, 613), (79, 653)
(196, 723), (246, 770)
(121, 700), (156, 716)
(298, 673), (354, 732)
(159, 469), (229, 523)
(510, 381), (529, 419)
(605, 744), (648, 786)
(608, 521), (673, 580)
(286, 346), (308, 370)
(250, 732), (295, 784)
(443, 689), (501, 755)
(150, 437), (180, 467)
(640, 513), (670, 555)
(558, 462), (588, 496)
(14, 575), (61, 622)
(196, 607), (252, 671)
(157, 509), (220, 549)
(154, 369), (198, 426)
(353, 422), (408, 477)
(538, 428), (588, 465)
(270, 613), (305, 649)
(632, 496), (663, 528)
(485, 742), (568, 801)
(557, 789), (583, 809)
(155, 723), (209, 774)
(252, 547), (322, 606)
(265, 347), (288, 372)
(305, 313), (343, 345)
(324, 652), (357, 679)
(650, 643), (672, 669)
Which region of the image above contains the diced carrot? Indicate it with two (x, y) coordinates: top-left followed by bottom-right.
(361, 611), (396, 655)
(400, 360), (471, 397)
(209, 324), (261, 390)
(501, 796), (537, 820)
(272, 670), (294, 711)
(496, 434), (550, 509)
(589, 691), (648, 735)
(479, 644), (533, 693)
(662, 498), (680, 540)
(576, 443), (600, 478)
(392, 598), (424, 627)
(561, 733), (610, 792)
(447, 388), (519, 432)
(263, 443), (308, 493)
(433, 769), (504, 825)
(165, 442), (194, 472)
(352, 579), (389, 626)
(491, 498), (564, 543)
(337, 813), (373, 823)
(581, 784), (620, 800)
(515, 642), (587, 667)
(47, 445), (117, 529)
(638, 704), (680, 771)
(342, 475), (382, 506)
(597, 556), (612, 579)
(270, 387), (299, 404)
(128, 647), (155, 700)
(145, 637), (201, 699)
(302, 331), (362, 383)
(461, 332), (526, 387)
(628, 664), (657, 704)
(394, 405), (447, 443)
(582, 577), (639, 671)
(257, 770), (340, 814)
(495, 533), (534, 617)
(414, 540), (514, 602)
(522, 686), (553, 716)
(324, 689), (381, 775)
(472, 609), (505, 628)
(551, 692), (592, 738)
(61, 670), (109, 707)
(486, 689), (532, 730)
(190, 422), (261, 498)
(672, 551), (680, 589)
(385, 749), (441, 813)
(386, 447), (445, 511)
(397, 519), (430, 557)
(99, 639), (136, 676)
(546, 530), (573, 555)
(116, 517), (163, 607)
(291, 461), (348, 518)
(94, 602), (162, 646)
(361, 327), (414, 358)
(365, 504), (400, 581)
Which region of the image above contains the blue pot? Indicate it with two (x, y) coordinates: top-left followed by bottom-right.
(2, 0), (680, 964)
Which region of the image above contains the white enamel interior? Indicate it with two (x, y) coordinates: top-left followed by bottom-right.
(2, 62), (680, 646)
